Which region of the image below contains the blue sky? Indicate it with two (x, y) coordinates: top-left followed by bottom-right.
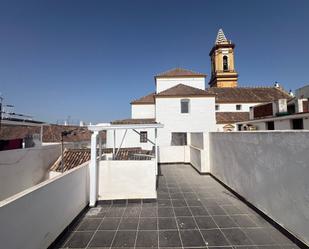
(0, 0), (309, 124)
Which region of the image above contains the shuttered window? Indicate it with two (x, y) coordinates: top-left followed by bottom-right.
(181, 99), (190, 113)
(140, 131), (147, 143)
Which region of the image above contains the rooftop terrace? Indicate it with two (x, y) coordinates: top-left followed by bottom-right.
(51, 164), (299, 249)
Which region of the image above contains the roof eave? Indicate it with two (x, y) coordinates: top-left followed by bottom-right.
(130, 102), (155, 105)
(156, 94), (216, 98)
(209, 43), (235, 56)
(154, 74), (207, 79)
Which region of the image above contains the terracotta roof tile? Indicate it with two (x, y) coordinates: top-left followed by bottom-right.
(50, 148), (154, 172)
(156, 84), (215, 98)
(216, 112), (250, 124)
(207, 87), (291, 103)
(50, 148), (91, 172)
(155, 68), (206, 78)
(111, 118), (156, 125)
(131, 92), (155, 105)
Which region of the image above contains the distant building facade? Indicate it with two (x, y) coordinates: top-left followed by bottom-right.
(237, 89), (309, 130)
(107, 29), (291, 163)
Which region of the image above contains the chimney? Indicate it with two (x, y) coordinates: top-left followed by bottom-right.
(273, 99), (287, 116)
(249, 107), (254, 120)
(289, 90), (294, 97)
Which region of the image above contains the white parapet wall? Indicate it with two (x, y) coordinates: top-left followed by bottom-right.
(98, 160), (157, 200)
(158, 145), (190, 163)
(0, 162), (89, 249)
(0, 144), (61, 201)
(189, 132), (209, 173)
(209, 131), (309, 246)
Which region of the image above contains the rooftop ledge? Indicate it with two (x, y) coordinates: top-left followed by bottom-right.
(87, 122), (164, 132)
(211, 130), (309, 133)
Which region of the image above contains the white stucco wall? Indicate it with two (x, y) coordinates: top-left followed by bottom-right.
(210, 131), (309, 245)
(0, 144), (61, 201)
(239, 114), (309, 131)
(156, 77), (205, 93)
(131, 104), (155, 119)
(216, 103), (260, 112)
(189, 132), (209, 173)
(156, 96), (216, 163)
(190, 132), (204, 149)
(106, 129), (155, 150)
(253, 121), (267, 130)
(0, 163), (89, 249)
(98, 160), (156, 200)
(304, 118), (309, 129)
(275, 119), (291, 130)
(216, 124), (237, 132)
(158, 146), (190, 163)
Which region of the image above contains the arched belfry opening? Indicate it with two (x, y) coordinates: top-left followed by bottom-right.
(209, 29), (238, 88)
(223, 55), (228, 71)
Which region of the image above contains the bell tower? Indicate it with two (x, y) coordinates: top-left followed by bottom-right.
(209, 29), (238, 88)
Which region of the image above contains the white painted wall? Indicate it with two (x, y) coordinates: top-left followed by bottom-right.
(190, 146), (201, 169)
(238, 114), (309, 131)
(275, 119), (291, 130)
(189, 132), (209, 173)
(156, 97), (216, 163)
(210, 131), (309, 245)
(0, 144), (61, 201)
(0, 163), (89, 249)
(216, 124), (238, 132)
(106, 129), (155, 150)
(131, 104), (155, 119)
(216, 103), (260, 112)
(216, 124), (226, 131)
(158, 146), (190, 163)
(191, 132), (204, 149)
(98, 160), (156, 200)
(156, 77), (205, 93)
(254, 121), (267, 130)
(304, 117), (309, 129)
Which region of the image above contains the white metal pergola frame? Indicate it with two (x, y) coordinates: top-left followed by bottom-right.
(87, 122), (164, 207)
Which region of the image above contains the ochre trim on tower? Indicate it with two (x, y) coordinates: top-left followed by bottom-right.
(209, 29), (238, 88)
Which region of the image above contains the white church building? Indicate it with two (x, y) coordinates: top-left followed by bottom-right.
(106, 29), (291, 166)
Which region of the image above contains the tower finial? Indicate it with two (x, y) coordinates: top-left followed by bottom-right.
(215, 28), (228, 44)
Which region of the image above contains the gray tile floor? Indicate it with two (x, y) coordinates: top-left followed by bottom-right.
(52, 164), (300, 249)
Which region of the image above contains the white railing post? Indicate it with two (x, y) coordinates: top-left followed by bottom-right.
(155, 128), (158, 175)
(89, 131), (98, 207)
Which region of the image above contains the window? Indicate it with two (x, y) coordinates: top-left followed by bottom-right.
(266, 121), (275, 130)
(292, 119), (303, 130)
(215, 104), (220, 111)
(181, 99), (190, 113)
(140, 131), (148, 143)
(236, 104), (242, 110)
(171, 132), (187, 146)
(287, 104), (296, 114)
(223, 56), (228, 71)
(237, 124), (242, 131)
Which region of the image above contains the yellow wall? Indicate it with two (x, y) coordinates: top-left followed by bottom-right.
(210, 47), (238, 88)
